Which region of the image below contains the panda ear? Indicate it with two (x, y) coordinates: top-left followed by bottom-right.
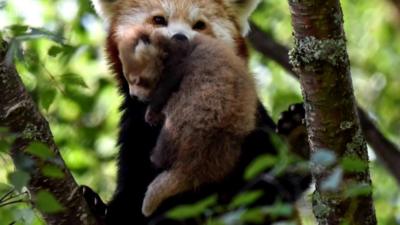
(225, 0), (261, 35)
(91, 0), (119, 21)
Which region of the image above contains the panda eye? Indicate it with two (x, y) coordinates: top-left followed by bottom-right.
(153, 16), (168, 26)
(193, 21), (206, 30)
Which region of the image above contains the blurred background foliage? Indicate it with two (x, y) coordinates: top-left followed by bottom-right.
(0, 0), (399, 224)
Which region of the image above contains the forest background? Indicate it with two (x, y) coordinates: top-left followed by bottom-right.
(0, 0), (399, 224)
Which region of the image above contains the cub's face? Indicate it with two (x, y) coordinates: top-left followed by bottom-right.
(116, 26), (166, 101)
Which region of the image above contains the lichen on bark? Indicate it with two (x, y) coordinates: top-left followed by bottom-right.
(289, 36), (348, 70)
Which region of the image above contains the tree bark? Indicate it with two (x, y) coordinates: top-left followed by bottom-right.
(248, 23), (400, 185)
(287, 1), (377, 225)
(0, 39), (101, 225)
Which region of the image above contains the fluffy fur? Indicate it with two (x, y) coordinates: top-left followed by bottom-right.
(118, 31), (257, 216)
(87, 0), (311, 224)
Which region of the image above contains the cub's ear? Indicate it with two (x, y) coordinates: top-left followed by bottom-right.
(225, 0), (261, 35)
(91, 0), (119, 21)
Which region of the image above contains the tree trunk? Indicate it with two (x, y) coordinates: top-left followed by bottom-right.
(287, 1), (377, 224)
(248, 22), (400, 185)
(0, 39), (101, 225)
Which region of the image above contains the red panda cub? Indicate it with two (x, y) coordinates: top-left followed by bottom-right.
(117, 28), (258, 217)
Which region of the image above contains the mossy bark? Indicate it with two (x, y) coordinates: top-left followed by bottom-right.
(0, 39), (101, 225)
(287, 1), (377, 225)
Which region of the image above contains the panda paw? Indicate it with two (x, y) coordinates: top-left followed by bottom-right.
(80, 185), (108, 218)
(276, 103), (309, 159)
(145, 108), (165, 126)
(277, 103), (305, 135)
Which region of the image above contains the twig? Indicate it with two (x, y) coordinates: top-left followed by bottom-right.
(0, 199), (26, 208)
(0, 189), (15, 203)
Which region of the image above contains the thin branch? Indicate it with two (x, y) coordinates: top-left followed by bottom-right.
(0, 200), (26, 208)
(247, 22), (400, 185)
(389, 0), (400, 18)
(0, 189), (15, 203)
(0, 38), (102, 225)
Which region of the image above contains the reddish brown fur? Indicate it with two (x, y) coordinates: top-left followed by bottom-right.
(139, 34), (258, 216)
(93, 0), (261, 218)
(104, 0), (249, 85)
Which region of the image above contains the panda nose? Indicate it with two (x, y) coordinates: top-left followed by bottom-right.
(172, 33), (188, 41)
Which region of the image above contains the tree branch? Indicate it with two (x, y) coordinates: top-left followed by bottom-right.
(248, 22), (400, 186)
(0, 39), (101, 225)
(389, 0), (400, 19)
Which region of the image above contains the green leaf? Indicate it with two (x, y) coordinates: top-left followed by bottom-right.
(0, 140), (10, 153)
(8, 170), (30, 191)
(345, 183), (372, 197)
(48, 46), (64, 57)
(40, 87), (57, 111)
(244, 154), (277, 180)
(61, 73), (88, 88)
(263, 203), (293, 218)
(340, 156), (368, 172)
(26, 142), (54, 159)
(240, 208), (265, 224)
(167, 195), (217, 220)
(42, 165), (65, 179)
(8, 25), (29, 36)
(229, 190), (264, 209)
(35, 190), (64, 214)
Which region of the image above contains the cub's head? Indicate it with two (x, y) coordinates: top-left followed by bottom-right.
(92, 0), (260, 50)
(92, 0), (260, 95)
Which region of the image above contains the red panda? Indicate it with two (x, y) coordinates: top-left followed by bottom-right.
(87, 1), (313, 224)
(117, 28), (258, 216)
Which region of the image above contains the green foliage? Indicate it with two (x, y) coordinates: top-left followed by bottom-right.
(228, 190), (264, 210)
(0, 0), (399, 224)
(166, 195), (217, 220)
(7, 171), (30, 192)
(35, 191), (64, 214)
(41, 165), (64, 179)
(340, 156), (368, 172)
(244, 154), (277, 180)
(26, 143), (54, 160)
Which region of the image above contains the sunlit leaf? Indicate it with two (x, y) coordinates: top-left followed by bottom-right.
(229, 190), (264, 209)
(40, 87), (57, 111)
(345, 183), (372, 197)
(61, 73), (88, 88)
(340, 156), (368, 172)
(244, 154), (277, 180)
(262, 203), (293, 218)
(42, 165), (65, 179)
(166, 195), (217, 220)
(35, 190), (64, 213)
(26, 142), (54, 159)
(8, 25), (29, 36)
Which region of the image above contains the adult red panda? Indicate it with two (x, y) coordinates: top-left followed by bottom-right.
(83, 0), (311, 224)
